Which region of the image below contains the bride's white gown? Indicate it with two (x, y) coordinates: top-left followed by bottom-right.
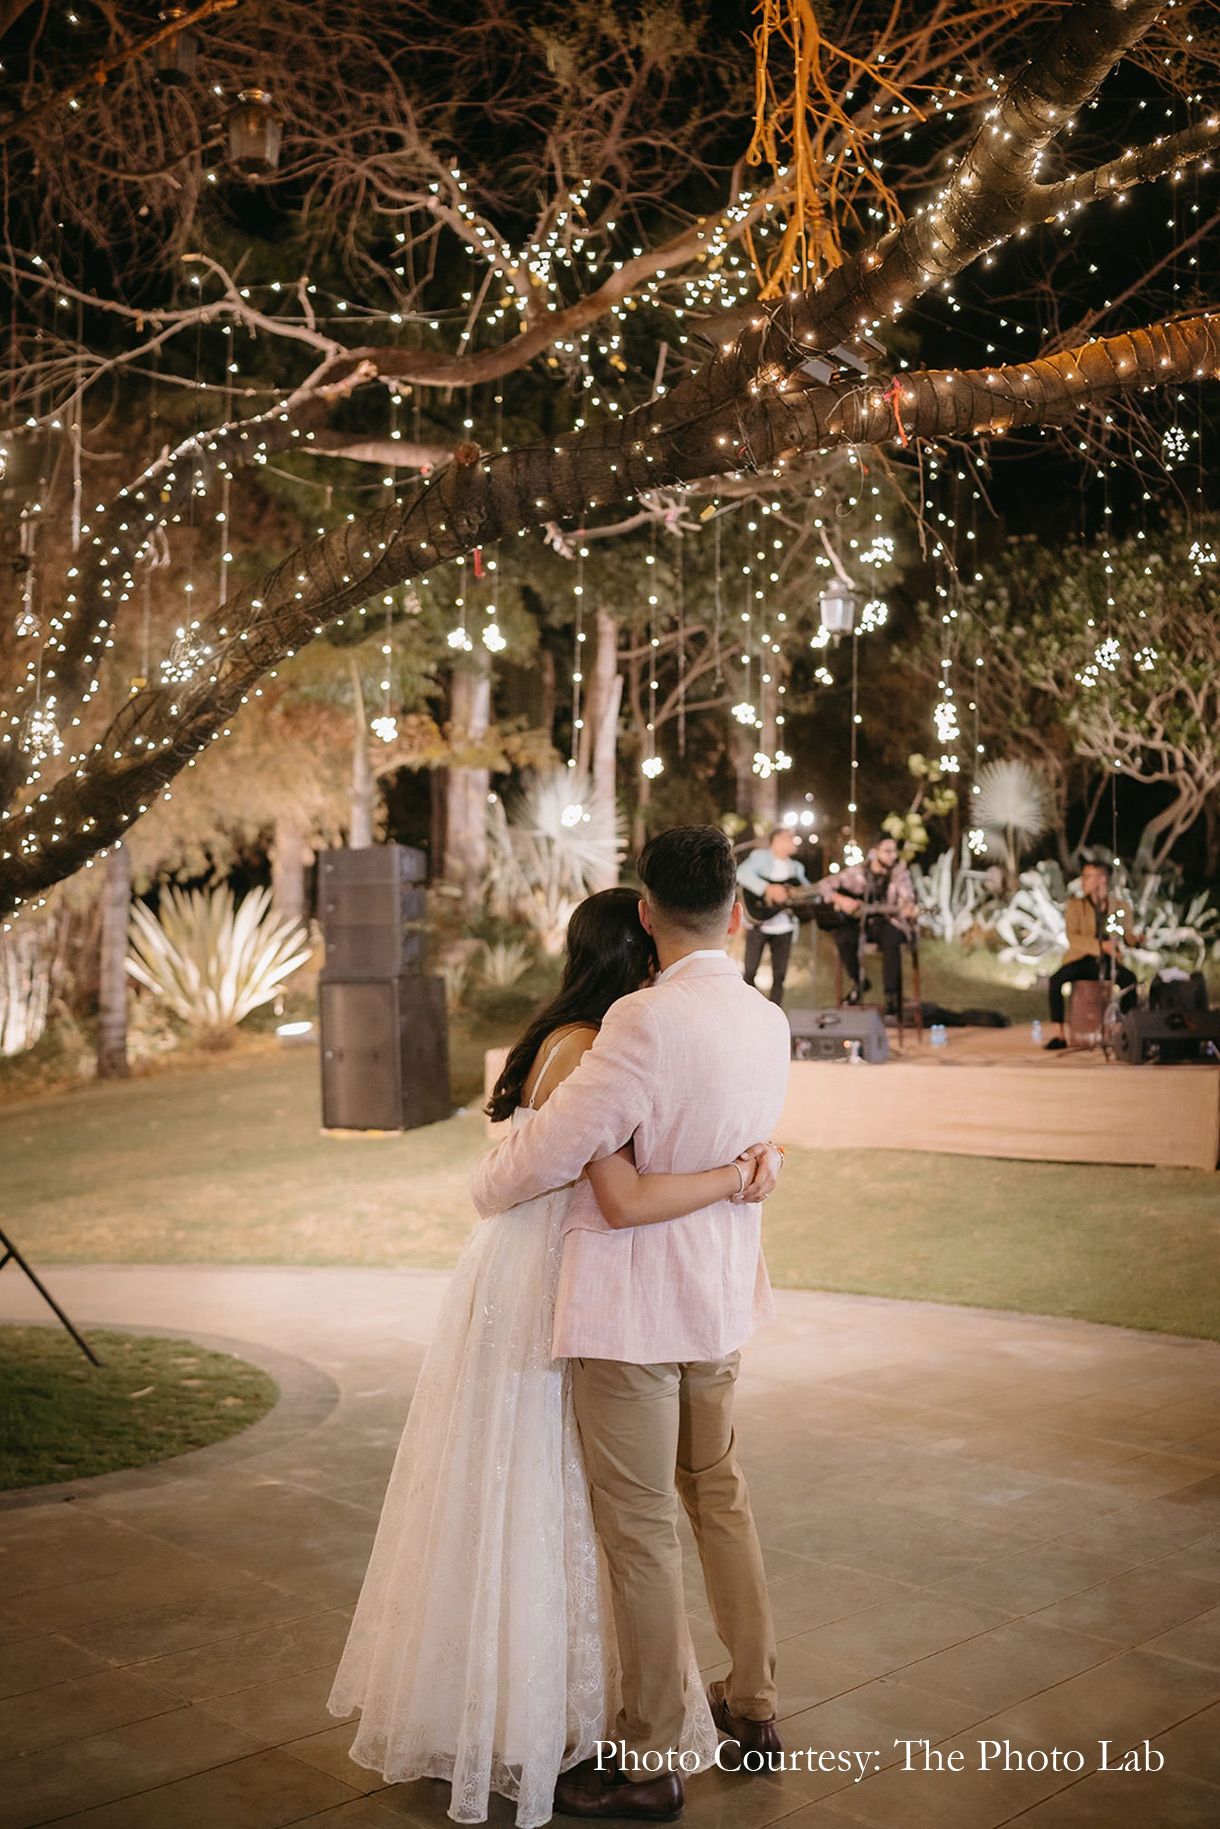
(329, 1106), (718, 1827)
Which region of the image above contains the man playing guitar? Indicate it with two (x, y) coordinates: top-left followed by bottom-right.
(815, 834), (918, 1018)
(736, 825), (811, 1006)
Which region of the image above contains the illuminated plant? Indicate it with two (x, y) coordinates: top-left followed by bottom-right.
(126, 885), (311, 1039)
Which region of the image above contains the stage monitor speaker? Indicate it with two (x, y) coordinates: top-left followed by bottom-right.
(318, 845), (428, 979)
(1149, 971), (1210, 1015)
(1115, 1007), (1220, 1066)
(319, 975), (451, 1130)
(787, 1006), (890, 1064)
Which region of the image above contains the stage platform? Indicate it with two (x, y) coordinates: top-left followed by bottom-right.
(486, 1026), (1220, 1170)
(776, 1022), (1220, 1171)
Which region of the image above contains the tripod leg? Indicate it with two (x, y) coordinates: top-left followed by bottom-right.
(0, 1232), (102, 1366)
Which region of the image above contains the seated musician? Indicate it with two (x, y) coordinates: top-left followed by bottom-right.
(736, 824), (810, 1006)
(815, 833), (917, 1018)
(1044, 860), (1138, 1051)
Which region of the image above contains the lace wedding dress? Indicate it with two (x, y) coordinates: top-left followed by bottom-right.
(329, 1105), (718, 1827)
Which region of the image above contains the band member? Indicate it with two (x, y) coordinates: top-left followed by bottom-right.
(1044, 860), (1138, 1051)
(816, 834), (917, 1018)
(736, 825), (810, 1006)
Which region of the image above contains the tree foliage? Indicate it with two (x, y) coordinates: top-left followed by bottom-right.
(1, 0), (1219, 911)
(956, 521), (1220, 869)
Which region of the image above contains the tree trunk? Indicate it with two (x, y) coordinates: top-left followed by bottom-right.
(430, 766), (447, 879)
(445, 654), (491, 907)
(1205, 799), (1220, 881)
(96, 844), (131, 1080)
(753, 677), (778, 828)
(1136, 785), (1201, 872)
(1074, 767), (1110, 863)
(587, 608), (622, 890)
(539, 647), (556, 753)
(270, 813), (310, 922)
(349, 662), (375, 848)
(631, 769), (651, 857)
(730, 722), (755, 823)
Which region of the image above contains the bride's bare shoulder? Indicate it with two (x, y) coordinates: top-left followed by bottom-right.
(522, 1024), (599, 1108)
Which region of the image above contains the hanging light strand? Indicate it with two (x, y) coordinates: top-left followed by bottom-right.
(571, 544), (584, 766)
(676, 536), (686, 758)
(642, 523), (662, 778)
(848, 628), (860, 854)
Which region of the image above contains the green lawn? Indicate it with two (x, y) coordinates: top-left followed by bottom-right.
(1, 1045), (1217, 1341)
(0, 1327), (277, 1489)
(764, 1152), (1220, 1342)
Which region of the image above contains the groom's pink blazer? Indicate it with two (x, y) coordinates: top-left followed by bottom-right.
(470, 950), (791, 1364)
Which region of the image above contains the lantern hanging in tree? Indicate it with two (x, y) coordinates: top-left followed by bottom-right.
(154, 8), (199, 84)
(226, 89), (283, 172)
(818, 584), (861, 637)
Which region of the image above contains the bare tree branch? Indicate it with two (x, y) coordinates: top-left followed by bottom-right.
(5, 307), (1218, 908)
(0, 0), (239, 145)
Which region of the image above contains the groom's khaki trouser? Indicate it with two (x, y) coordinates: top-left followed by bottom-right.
(571, 1352), (777, 1765)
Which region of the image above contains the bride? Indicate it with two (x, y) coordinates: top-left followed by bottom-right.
(329, 888), (769, 1827)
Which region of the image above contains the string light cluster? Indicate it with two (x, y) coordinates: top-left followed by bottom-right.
(4, 2), (1219, 914)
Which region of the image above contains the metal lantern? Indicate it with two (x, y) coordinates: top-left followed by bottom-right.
(818, 585), (862, 637)
(226, 89), (283, 172)
(154, 8), (199, 84)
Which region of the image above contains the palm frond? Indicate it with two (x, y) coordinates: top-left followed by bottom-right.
(972, 760), (1052, 849)
(485, 769), (621, 952)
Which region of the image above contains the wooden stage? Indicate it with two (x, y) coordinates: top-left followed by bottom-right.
(775, 1023), (1220, 1172)
(484, 1029), (1220, 1171)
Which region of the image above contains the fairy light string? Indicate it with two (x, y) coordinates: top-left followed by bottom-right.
(675, 536), (686, 759)
(846, 627), (860, 862)
(571, 543), (584, 767)
(3, 25), (1219, 920)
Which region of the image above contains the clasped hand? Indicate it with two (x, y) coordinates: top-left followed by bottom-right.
(733, 1140), (783, 1202)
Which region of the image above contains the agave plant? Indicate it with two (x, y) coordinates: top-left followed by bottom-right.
(1122, 871), (1220, 973)
(990, 861), (1069, 969)
(476, 937), (535, 988)
(0, 922), (52, 1056)
(127, 885), (312, 1038)
(909, 845), (994, 944)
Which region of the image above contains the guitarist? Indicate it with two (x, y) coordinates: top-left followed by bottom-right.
(736, 825), (811, 1006)
(816, 833), (917, 1019)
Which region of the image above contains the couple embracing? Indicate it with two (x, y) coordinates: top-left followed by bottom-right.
(330, 826), (792, 1825)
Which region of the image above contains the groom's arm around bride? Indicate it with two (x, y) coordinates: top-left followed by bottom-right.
(472, 826), (792, 1820)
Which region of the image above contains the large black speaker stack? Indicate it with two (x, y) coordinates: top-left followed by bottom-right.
(317, 846), (451, 1130)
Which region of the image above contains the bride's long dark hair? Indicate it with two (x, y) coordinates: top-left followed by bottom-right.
(485, 887), (657, 1122)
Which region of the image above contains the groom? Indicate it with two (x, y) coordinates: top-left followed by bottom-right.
(471, 825), (791, 1821)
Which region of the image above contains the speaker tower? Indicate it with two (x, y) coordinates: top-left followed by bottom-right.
(316, 845), (451, 1130)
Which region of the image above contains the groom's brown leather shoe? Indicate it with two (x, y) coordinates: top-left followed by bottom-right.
(554, 1756), (684, 1820)
(707, 1680), (783, 1760)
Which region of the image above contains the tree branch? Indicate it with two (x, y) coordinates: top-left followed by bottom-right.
(308, 434), (455, 470)
(1033, 114), (1220, 219)
(0, 0), (240, 145)
(5, 307), (1218, 909)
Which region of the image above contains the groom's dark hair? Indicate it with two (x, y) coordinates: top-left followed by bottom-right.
(637, 825), (737, 932)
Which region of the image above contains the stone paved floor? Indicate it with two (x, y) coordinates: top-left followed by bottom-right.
(1, 1266), (1218, 1829)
